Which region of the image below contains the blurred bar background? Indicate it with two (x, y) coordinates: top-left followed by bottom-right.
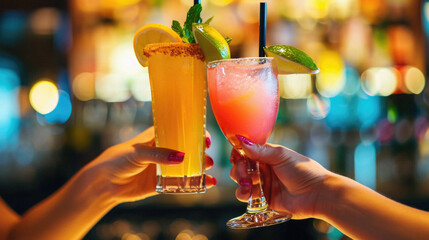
(0, 0), (428, 239)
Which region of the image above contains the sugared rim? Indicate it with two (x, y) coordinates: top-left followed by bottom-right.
(143, 42), (205, 61)
(207, 57), (274, 68)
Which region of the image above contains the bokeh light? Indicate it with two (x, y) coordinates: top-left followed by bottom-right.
(307, 0), (331, 19)
(73, 72), (95, 101)
(388, 25), (415, 65)
(313, 219), (331, 234)
(404, 66), (425, 94)
(414, 117), (429, 140)
(330, 0), (358, 20)
(131, 68), (152, 102)
(29, 80), (59, 114)
(360, 0), (386, 24)
(394, 119), (414, 144)
(343, 66), (361, 95)
(375, 68), (397, 96)
(377, 118), (394, 144)
(361, 67), (397, 96)
(208, 0), (233, 7)
(0, 11), (27, 46)
(360, 68), (378, 96)
(279, 74), (311, 99)
(327, 225), (344, 240)
(29, 8), (60, 35)
(354, 141), (376, 189)
(0, 68), (20, 151)
(307, 93), (330, 119)
(121, 233), (142, 240)
(325, 95), (353, 129)
(109, 38), (140, 75)
(424, 0), (429, 37)
(44, 90), (72, 124)
(357, 93), (381, 129)
(340, 17), (370, 68)
(317, 49), (345, 97)
(95, 73), (131, 102)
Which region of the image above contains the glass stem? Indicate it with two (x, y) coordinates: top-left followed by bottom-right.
(245, 157), (269, 213)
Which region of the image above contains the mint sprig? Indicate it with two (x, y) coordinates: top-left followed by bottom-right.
(171, 4), (232, 45)
(171, 4), (202, 43)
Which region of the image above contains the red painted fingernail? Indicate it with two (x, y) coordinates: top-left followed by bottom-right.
(207, 155), (214, 166)
(206, 137), (211, 148)
(239, 178), (252, 188)
(168, 152), (185, 163)
(236, 135), (254, 146)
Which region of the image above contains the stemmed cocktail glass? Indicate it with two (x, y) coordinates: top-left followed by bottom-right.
(207, 57), (292, 228)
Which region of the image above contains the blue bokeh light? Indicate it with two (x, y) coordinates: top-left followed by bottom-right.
(423, 0), (429, 37)
(357, 93), (381, 130)
(0, 11), (27, 46)
(325, 95), (355, 129)
(327, 226), (344, 240)
(343, 66), (360, 95)
(354, 142), (377, 189)
(44, 90), (72, 124)
(0, 67), (20, 151)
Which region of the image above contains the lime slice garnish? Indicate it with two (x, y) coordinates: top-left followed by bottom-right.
(192, 23), (230, 63)
(264, 45), (319, 74)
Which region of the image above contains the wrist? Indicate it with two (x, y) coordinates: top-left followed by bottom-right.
(312, 172), (347, 221)
(75, 165), (119, 209)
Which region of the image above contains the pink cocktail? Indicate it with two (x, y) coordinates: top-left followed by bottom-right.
(208, 58), (279, 146)
(208, 57), (291, 229)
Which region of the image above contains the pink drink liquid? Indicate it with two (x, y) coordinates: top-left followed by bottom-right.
(208, 58), (279, 147)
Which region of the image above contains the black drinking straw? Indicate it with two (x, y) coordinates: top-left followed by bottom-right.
(259, 2), (267, 57)
(194, 0), (202, 23)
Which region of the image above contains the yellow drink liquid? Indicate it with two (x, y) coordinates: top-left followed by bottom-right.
(144, 43), (206, 193)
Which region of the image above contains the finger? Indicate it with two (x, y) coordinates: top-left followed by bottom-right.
(235, 184), (251, 202)
(205, 137), (211, 150)
(235, 135), (298, 166)
(205, 130), (211, 150)
(229, 156), (249, 183)
(206, 175), (217, 188)
(131, 143), (184, 166)
(229, 148), (242, 166)
(205, 155), (214, 170)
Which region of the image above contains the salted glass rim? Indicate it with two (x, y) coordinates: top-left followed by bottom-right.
(207, 57), (274, 68)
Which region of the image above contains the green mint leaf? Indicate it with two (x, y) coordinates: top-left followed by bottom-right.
(171, 20), (184, 37)
(225, 37), (232, 45)
(204, 16), (214, 25)
(181, 36), (189, 43)
(184, 4), (202, 43)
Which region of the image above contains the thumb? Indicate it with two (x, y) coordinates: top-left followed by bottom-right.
(132, 143), (185, 166)
(235, 135), (294, 166)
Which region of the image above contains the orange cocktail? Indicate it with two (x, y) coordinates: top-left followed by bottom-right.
(144, 42), (207, 193)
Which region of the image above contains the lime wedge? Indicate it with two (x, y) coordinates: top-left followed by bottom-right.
(192, 23), (230, 62)
(264, 45), (319, 74)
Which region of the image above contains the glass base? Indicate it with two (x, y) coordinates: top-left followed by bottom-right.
(226, 209), (291, 229)
(156, 175), (206, 194)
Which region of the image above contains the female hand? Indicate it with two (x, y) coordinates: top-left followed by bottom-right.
(84, 127), (216, 204)
(230, 135), (330, 219)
